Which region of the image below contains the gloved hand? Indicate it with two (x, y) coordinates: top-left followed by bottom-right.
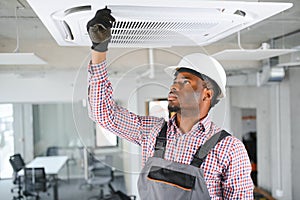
(87, 7), (115, 52)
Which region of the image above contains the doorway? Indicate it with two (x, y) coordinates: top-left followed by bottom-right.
(241, 108), (257, 186)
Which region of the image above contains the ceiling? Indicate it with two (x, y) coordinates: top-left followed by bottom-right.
(0, 0), (299, 75)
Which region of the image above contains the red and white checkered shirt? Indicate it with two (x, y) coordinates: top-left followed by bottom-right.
(88, 61), (254, 199)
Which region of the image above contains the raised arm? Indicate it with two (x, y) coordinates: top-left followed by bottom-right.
(87, 8), (164, 145)
(91, 51), (106, 64)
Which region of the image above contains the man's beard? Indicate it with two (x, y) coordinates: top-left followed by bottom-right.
(168, 105), (180, 113)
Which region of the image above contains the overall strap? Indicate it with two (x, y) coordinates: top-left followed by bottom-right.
(153, 122), (168, 158)
(190, 130), (230, 167)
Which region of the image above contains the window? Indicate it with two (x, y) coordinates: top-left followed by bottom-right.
(0, 104), (14, 179)
(95, 125), (118, 148)
(147, 98), (170, 120)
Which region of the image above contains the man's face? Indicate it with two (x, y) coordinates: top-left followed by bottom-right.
(168, 71), (206, 116)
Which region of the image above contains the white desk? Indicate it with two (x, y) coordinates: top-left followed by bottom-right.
(26, 156), (68, 175)
(23, 156), (68, 200)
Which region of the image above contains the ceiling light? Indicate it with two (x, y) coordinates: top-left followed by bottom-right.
(0, 53), (47, 65)
(1, 5), (47, 66)
(212, 32), (298, 61)
(212, 49), (297, 61)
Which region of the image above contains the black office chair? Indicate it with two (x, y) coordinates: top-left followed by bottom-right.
(9, 153), (26, 200)
(23, 167), (48, 200)
(46, 146), (60, 156)
(86, 155), (115, 200)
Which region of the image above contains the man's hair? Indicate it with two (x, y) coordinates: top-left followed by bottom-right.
(201, 74), (221, 108)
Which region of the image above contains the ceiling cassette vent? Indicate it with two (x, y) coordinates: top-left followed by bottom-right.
(27, 0), (292, 47)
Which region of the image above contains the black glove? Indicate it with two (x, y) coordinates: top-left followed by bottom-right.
(87, 7), (115, 52)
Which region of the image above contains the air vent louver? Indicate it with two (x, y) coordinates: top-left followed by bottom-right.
(27, 0), (293, 47)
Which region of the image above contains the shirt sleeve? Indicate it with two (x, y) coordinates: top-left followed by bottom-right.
(221, 137), (254, 199)
(87, 60), (162, 145)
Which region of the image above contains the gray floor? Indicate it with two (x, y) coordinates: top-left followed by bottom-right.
(0, 176), (127, 200)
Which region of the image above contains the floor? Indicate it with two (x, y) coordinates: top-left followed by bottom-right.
(0, 176), (127, 200)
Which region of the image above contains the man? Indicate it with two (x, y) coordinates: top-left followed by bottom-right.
(87, 8), (254, 199)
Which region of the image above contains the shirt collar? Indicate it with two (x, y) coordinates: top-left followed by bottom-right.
(200, 114), (212, 133)
(169, 114), (212, 136)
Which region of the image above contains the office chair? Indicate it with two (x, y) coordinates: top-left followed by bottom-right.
(9, 153), (26, 200)
(86, 155), (114, 200)
(23, 167), (48, 200)
(46, 146), (59, 156)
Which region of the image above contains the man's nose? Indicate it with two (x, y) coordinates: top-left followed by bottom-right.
(170, 82), (179, 92)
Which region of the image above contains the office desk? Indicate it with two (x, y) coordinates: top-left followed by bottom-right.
(24, 156), (68, 200)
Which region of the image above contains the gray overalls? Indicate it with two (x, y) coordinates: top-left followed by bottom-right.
(138, 122), (230, 200)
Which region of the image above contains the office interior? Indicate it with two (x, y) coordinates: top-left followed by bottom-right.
(0, 0), (300, 199)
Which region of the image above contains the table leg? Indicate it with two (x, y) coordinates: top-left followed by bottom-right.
(66, 160), (70, 183)
(52, 175), (59, 200)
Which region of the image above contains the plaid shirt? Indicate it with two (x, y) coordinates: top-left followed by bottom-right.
(88, 61), (254, 199)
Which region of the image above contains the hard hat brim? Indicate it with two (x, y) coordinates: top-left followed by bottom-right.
(164, 65), (226, 98)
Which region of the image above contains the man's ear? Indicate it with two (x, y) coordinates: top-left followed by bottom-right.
(202, 88), (213, 102)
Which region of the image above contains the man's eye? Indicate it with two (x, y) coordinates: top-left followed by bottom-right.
(183, 80), (190, 84)
(173, 79), (190, 85)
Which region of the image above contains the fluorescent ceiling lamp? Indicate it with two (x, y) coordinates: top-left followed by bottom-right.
(26, 0), (293, 47)
(212, 49), (298, 61)
(0, 53), (47, 65)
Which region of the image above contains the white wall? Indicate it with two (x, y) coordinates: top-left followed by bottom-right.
(288, 68), (300, 199)
(0, 71), (79, 103)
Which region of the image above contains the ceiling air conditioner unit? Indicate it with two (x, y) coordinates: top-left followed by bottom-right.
(26, 0), (292, 48)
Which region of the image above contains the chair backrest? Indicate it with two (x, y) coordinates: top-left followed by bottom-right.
(92, 164), (113, 177)
(46, 146), (59, 156)
(24, 167), (47, 193)
(9, 153), (25, 173)
(88, 154), (114, 183)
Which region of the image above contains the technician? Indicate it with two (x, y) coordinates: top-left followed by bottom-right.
(87, 8), (254, 199)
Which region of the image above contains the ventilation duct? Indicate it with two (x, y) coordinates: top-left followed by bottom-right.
(276, 48), (300, 68)
(27, 0), (293, 47)
(257, 65), (285, 86)
(227, 66), (285, 87)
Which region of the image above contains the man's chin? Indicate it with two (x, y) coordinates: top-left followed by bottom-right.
(168, 105), (180, 113)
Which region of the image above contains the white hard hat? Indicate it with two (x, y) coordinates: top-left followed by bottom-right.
(165, 53), (226, 98)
